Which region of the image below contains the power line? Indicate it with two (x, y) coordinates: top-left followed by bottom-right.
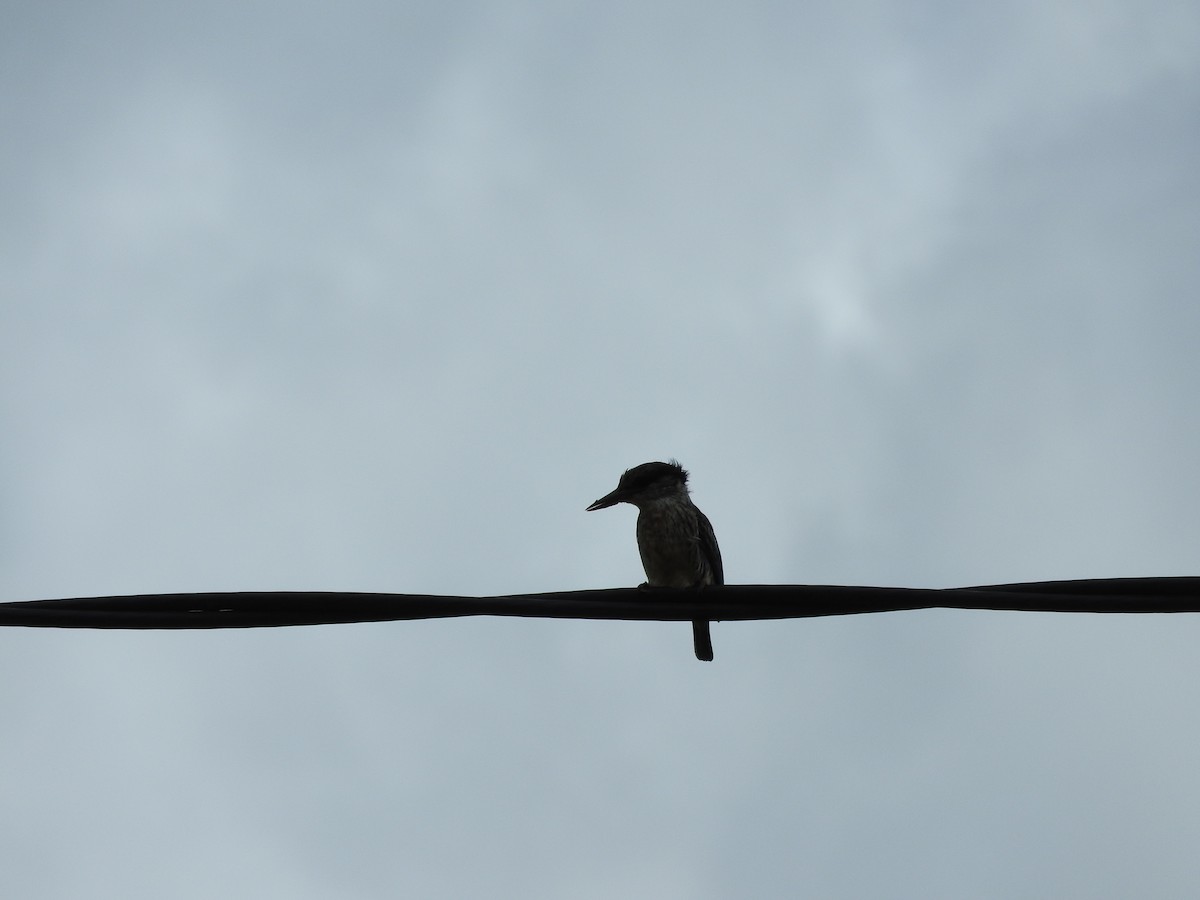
(0, 577), (1196, 630)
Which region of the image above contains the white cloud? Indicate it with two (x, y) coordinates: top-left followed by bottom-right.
(2, 1), (1199, 897)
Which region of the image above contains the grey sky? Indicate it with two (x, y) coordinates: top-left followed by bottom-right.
(3, 1), (1199, 897)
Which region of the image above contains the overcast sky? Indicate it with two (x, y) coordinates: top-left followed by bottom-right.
(3, 1), (1199, 897)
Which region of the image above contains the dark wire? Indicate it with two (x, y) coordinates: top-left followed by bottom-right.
(0, 578), (1197, 629)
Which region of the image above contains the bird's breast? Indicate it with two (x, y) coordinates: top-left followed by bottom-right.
(635, 502), (707, 588)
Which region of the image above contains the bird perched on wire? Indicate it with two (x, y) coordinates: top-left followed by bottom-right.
(586, 460), (723, 661)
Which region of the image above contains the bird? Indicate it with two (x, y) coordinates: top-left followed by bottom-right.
(586, 460), (722, 661)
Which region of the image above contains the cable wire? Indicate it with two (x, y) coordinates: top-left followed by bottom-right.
(1, 578), (1196, 629)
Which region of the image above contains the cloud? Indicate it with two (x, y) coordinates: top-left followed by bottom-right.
(2, 2), (1199, 897)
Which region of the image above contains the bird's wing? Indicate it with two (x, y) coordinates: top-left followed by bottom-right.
(696, 508), (724, 586)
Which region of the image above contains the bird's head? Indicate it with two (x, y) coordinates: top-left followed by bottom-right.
(586, 460), (690, 511)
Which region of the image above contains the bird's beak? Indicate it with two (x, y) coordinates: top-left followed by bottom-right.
(586, 488), (625, 511)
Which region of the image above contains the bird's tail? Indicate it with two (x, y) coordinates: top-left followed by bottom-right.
(692, 619), (713, 662)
